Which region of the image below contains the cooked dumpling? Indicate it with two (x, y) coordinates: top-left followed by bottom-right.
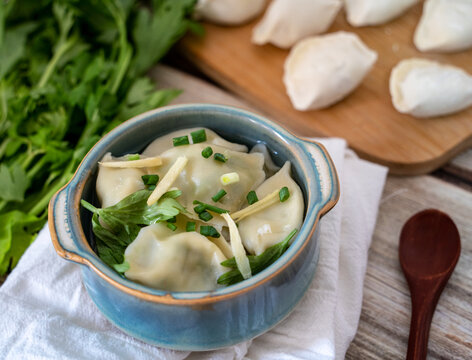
(250, 143), (280, 177)
(96, 153), (147, 207)
(195, 0), (266, 26)
(344, 0), (418, 27)
(283, 31), (377, 110)
(414, 0), (472, 53)
(252, 0), (342, 49)
(158, 143), (265, 225)
(389, 58), (472, 118)
(238, 162), (304, 255)
(124, 223), (227, 291)
(143, 127), (248, 156)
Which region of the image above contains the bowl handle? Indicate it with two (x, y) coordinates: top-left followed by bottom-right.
(301, 138), (340, 216)
(48, 186), (87, 265)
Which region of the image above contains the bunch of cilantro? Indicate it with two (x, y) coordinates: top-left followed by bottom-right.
(0, 0), (200, 275)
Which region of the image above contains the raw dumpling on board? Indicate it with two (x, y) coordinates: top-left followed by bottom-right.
(414, 0), (472, 53)
(195, 0), (266, 26)
(124, 223), (227, 291)
(344, 0), (418, 27)
(283, 31), (377, 111)
(238, 162), (304, 255)
(252, 0), (342, 49)
(389, 58), (472, 118)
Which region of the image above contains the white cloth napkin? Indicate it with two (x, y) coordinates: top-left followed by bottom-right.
(0, 138), (387, 360)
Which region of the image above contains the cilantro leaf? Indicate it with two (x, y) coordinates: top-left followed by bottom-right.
(217, 229), (298, 286)
(0, 210), (43, 274)
(0, 163), (29, 202)
(81, 189), (187, 270)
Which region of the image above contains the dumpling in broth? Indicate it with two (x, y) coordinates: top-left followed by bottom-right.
(238, 162), (304, 255)
(124, 223), (227, 291)
(158, 143), (266, 223)
(96, 153), (147, 207)
(143, 127), (248, 156)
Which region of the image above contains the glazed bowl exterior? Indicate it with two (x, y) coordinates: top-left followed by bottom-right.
(49, 104), (339, 351)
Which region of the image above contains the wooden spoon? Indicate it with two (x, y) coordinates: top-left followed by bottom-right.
(399, 209), (461, 360)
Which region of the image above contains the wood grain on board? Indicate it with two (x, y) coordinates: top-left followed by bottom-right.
(179, 1), (472, 175)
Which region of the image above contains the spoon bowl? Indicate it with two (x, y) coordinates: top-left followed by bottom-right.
(399, 209), (461, 360)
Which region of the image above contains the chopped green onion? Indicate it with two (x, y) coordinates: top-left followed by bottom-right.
(167, 216), (176, 223)
(193, 200), (228, 214)
(191, 129), (207, 144)
(167, 223), (177, 231)
(186, 221), (196, 232)
(246, 191), (258, 205)
(141, 174), (159, 185)
(194, 204), (206, 214)
(173, 135), (189, 146)
(202, 146), (213, 158)
(214, 153), (227, 163)
(127, 154), (140, 161)
(147, 184), (156, 191)
(199, 211), (213, 222)
(279, 187), (290, 202)
(200, 225), (220, 238)
(212, 189), (227, 202)
(220, 172), (240, 185)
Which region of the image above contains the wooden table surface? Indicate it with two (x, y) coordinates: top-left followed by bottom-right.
(151, 65), (472, 359)
(2, 64), (470, 359)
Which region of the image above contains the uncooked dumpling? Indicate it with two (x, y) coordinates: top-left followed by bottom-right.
(252, 0), (342, 49)
(344, 0), (418, 27)
(125, 223), (227, 291)
(238, 162), (304, 255)
(389, 58), (472, 118)
(414, 0), (472, 53)
(195, 0), (266, 26)
(283, 31), (377, 111)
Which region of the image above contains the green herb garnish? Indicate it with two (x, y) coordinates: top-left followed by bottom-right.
(246, 191), (258, 205)
(199, 211), (213, 222)
(81, 189), (186, 270)
(191, 129), (207, 143)
(217, 229), (298, 286)
(200, 225), (220, 238)
(167, 216), (177, 223)
(147, 185), (156, 191)
(0, 0), (201, 275)
(173, 135), (190, 147)
(142, 174), (159, 185)
(214, 153), (227, 163)
(193, 200), (229, 214)
(201, 146), (213, 158)
(211, 189), (227, 202)
(186, 221), (196, 232)
(167, 223), (177, 231)
(127, 154), (140, 161)
(113, 261), (130, 274)
(194, 204), (206, 214)
(279, 187), (290, 202)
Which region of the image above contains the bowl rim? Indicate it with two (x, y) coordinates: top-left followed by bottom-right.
(49, 103), (339, 305)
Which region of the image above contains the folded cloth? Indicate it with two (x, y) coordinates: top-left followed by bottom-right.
(0, 138), (387, 360)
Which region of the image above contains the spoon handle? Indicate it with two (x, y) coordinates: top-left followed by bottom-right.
(406, 283), (443, 360)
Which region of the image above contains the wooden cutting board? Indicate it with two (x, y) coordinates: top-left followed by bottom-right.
(179, 2), (472, 175)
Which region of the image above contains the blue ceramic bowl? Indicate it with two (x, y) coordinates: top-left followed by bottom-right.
(49, 104), (339, 351)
